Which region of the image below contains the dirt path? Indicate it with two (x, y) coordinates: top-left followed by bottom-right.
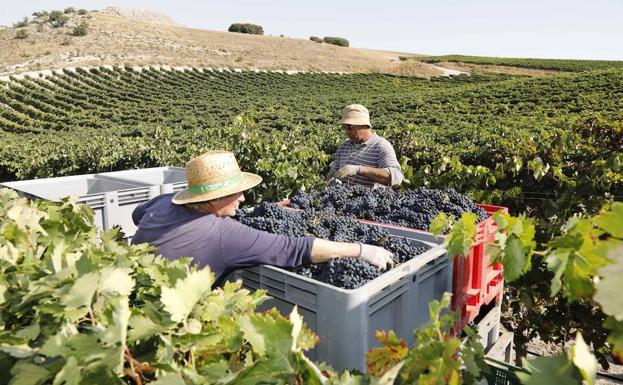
(431, 65), (467, 76)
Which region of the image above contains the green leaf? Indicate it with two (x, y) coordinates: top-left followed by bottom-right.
(61, 272), (99, 310)
(52, 356), (80, 385)
(445, 212), (477, 259)
(503, 236), (529, 282)
(593, 202), (623, 238)
(517, 354), (582, 385)
(128, 315), (169, 342)
(371, 361), (405, 385)
(428, 213), (449, 237)
(8, 361), (50, 385)
(604, 317), (623, 363)
(99, 267), (134, 297)
(239, 310), (295, 371)
(150, 373), (186, 385)
(0, 344), (33, 359)
(15, 324), (40, 342)
(161, 268), (214, 323)
(570, 333), (597, 385)
(594, 244), (623, 320)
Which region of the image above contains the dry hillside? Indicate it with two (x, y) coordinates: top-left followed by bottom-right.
(0, 8), (443, 77)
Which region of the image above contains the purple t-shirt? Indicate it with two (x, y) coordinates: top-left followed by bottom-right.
(131, 194), (313, 284)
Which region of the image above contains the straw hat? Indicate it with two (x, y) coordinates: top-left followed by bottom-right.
(340, 104), (371, 126)
(172, 150), (262, 205)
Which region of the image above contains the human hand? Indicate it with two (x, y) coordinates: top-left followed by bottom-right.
(334, 165), (361, 180)
(358, 244), (395, 270)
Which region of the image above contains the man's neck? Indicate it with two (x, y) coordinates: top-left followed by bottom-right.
(353, 130), (374, 144)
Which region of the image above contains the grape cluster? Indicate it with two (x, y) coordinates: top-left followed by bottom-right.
(235, 203), (430, 289)
(289, 185), (488, 231)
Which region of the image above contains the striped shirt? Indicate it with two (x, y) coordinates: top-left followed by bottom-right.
(328, 133), (404, 188)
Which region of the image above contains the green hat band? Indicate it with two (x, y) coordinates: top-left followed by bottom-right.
(186, 174), (244, 193)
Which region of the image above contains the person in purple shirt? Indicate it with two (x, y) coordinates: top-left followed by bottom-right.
(131, 150), (394, 286)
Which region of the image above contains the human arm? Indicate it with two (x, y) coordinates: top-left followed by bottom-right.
(332, 164), (391, 185)
(218, 218), (393, 270)
(376, 139), (404, 187)
(311, 239), (394, 269)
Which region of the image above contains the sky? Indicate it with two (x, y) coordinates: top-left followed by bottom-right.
(2, 0), (623, 60)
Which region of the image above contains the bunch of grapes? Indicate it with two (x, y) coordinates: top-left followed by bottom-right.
(289, 184), (488, 231)
(235, 203), (430, 289)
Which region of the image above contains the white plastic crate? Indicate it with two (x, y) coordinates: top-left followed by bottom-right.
(97, 166), (187, 194)
(1, 174), (159, 237)
(230, 232), (450, 372)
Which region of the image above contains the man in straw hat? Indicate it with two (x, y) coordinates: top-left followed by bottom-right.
(327, 104), (404, 188)
(131, 150), (394, 285)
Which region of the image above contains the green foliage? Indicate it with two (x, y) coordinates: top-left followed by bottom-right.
(14, 29), (29, 40)
(488, 212), (536, 282)
(32, 11), (49, 18)
(365, 293), (487, 385)
(77, 9), (88, 15)
(419, 55), (623, 72)
(71, 21), (89, 37)
(64, 7), (76, 14)
(323, 36), (349, 47)
(517, 353), (582, 385)
(228, 23), (264, 35)
(13, 17), (29, 28)
(544, 203), (622, 300)
(430, 212), (479, 260)
(0, 190), (325, 384)
(310, 36), (322, 43)
(48, 10), (69, 28)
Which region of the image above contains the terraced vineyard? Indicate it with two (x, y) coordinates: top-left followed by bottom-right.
(418, 55), (623, 72)
(1, 67), (621, 211)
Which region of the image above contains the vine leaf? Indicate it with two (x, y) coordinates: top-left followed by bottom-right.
(594, 245), (623, 321)
(445, 212), (477, 259)
(160, 268), (214, 323)
(52, 356), (80, 385)
(570, 333), (597, 385)
(604, 317), (623, 363)
(366, 331), (408, 376)
(517, 354), (581, 385)
(593, 202), (623, 238)
(489, 212), (535, 282)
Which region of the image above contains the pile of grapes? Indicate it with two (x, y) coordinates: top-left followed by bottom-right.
(289, 184), (488, 231)
(235, 203), (430, 289)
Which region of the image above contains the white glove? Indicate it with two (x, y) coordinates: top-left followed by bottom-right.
(359, 244), (395, 270)
(334, 165), (361, 180)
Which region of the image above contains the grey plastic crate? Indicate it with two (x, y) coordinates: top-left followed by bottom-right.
(230, 233), (450, 372)
(97, 166), (187, 194)
(1, 174), (159, 237)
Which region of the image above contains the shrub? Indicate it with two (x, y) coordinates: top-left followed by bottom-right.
(48, 10), (69, 28)
(77, 9), (88, 15)
(71, 21), (89, 36)
(14, 29), (29, 39)
(36, 23), (44, 33)
(32, 10), (48, 18)
(228, 23), (264, 35)
(13, 17), (29, 28)
(64, 7), (76, 14)
(309, 36), (322, 43)
(399, 56), (408, 61)
(323, 36), (349, 47)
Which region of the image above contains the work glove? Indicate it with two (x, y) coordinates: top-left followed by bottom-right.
(359, 244), (395, 270)
(334, 165), (361, 180)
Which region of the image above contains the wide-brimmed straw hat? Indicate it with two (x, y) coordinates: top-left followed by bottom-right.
(340, 104), (371, 127)
(172, 150), (262, 205)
